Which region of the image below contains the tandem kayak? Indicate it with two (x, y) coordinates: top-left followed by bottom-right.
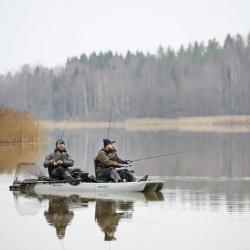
(10, 179), (164, 193)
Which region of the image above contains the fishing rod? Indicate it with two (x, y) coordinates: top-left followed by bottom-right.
(131, 149), (195, 163)
(60, 121), (68, 140)
(107, 107), (112, 139)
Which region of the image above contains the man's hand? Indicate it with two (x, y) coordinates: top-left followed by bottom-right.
(115, 164), (124, 168)
(51, 159), (63, 166)
(124, 160), (133, 164)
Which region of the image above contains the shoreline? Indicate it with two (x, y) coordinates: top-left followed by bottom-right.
(39, 115), (250, 133)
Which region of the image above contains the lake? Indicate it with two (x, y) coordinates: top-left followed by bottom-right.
(1, 128), (250, 250)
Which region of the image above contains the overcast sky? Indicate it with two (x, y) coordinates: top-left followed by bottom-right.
(0, 0), (250, 74)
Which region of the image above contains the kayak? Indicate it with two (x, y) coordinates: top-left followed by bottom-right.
(14, 189), (164, 202)
(10, 179), (164, 193)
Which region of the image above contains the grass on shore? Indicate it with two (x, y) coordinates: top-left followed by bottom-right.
(0, 107), (40, 143)
(0, 143), (42, 170)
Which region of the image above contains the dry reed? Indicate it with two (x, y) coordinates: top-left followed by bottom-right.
(0, 144), (42, 170)
(0, 107), (40, 143)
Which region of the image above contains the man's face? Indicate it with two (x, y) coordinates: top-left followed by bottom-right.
(107, 143), (113, 150)
(57, 143), (65, 150)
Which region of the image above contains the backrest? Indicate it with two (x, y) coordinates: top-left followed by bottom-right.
(94, 157), (98, 177)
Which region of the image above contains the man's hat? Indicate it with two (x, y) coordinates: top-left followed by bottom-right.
(103, 139), (116, 147)
(56, 139), (65, 147)
(56, 226), (66, 239)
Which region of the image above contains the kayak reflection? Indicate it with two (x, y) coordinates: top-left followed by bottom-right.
(12, 190), (164, 240)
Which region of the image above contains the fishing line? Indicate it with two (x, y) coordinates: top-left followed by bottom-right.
(132, 148), (202, 163)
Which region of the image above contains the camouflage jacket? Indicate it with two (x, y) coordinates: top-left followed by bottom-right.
(95, 147), (127, 173)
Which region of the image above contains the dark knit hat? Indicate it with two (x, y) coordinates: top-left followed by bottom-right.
(56, 139), (65, 147)
(103, 139), (116, 147)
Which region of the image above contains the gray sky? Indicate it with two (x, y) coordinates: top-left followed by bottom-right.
(0, 0), (249, 74)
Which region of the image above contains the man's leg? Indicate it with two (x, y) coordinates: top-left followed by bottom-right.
(107, 167), (121, 182)
(97, 168), (121, 182)
(126, 172), (136, 182)
(51, 166), (68, 180)
(51, 167), (80, 185)
(117, 168), (136, 182)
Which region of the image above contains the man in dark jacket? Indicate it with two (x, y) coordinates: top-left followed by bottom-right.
(44, 139), (82, 183)
(95, 139), (135, 182)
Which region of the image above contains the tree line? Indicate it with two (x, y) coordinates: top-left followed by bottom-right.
(1, 33), (250, 121)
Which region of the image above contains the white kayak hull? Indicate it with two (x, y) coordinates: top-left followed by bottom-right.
(33, 180), (164, 193)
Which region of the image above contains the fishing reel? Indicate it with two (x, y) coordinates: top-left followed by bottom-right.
(117, 166), (135, 182)
(118, 166), (134, 174)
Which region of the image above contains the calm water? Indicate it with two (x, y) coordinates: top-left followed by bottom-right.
(1, 129), (250, 250)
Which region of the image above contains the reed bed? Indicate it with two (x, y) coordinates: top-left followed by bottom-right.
(0, 144), (42, 170)
(0, 107), (40, 143)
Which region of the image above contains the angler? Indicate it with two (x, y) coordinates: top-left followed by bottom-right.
(94, 139), (148, 182)
(44, 139), (95, 185)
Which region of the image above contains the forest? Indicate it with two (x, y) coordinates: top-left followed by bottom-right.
(0, 33), (250, 121)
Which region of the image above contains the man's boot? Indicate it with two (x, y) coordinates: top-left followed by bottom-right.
(138, 175), (149, 182)
(64, 171), (80, 186)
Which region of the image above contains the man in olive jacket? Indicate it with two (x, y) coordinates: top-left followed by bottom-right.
(95, 139), (135, 182)
(44, 139), (81, 183)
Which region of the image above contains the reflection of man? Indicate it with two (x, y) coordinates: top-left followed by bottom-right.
(44, 197), (74, 239)
(95, 200), (134, 241)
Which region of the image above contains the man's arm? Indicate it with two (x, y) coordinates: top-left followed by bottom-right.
(114, 152), (130, 164)
(62, 153), (74, 168)
(97, 151), (122, 167)
(43, 153), (53, 168)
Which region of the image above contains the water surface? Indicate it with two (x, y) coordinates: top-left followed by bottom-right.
(1, 129), (250, 250)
